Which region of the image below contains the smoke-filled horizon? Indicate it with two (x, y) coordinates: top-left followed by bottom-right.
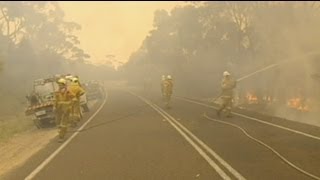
(59, 1), (184, 69)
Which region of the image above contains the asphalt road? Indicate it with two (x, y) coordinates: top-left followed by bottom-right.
(5, 89), (320, 180)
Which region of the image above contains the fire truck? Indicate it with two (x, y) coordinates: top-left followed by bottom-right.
(25, 75), (89, 128)
(25, 77), (58, 128)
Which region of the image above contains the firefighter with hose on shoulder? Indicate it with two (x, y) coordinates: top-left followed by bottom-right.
(217, 71), (237, 118)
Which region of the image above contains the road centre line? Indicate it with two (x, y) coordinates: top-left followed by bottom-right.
(129, 91), (245, 180)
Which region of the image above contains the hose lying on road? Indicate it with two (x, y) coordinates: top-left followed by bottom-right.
(203, 113), (320, 180)
(68, 102), (156, 133)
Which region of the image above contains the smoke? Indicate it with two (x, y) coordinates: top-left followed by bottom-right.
(234, 2), (320, 126)
(121, 2), (320, 126)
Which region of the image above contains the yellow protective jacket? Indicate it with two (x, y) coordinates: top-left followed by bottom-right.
(161, 80), (166, 93)
(163, 79), (173, 95)
(54, 87), (76, 111)
(69, 82), (85, 100)
(221, 78), (236, 98)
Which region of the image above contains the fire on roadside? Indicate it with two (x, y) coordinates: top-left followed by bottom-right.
(246, 92), (258, 104)
(287, 97), (310, 112)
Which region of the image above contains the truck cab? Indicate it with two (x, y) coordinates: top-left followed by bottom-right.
(25, 77), (59, 128)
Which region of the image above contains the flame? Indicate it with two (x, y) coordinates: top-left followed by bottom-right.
(246, 92), (258, 104)
(287, 98), (310, 112)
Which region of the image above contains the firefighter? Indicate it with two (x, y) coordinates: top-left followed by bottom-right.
(69, 77), (86, 126)
(74, 75), (83, 87)
(54, 78), (76, 142)
(161, 75), (166, 99)
(65, 75), (73, 85)
(217, 71), (237, 118)
(163, 75), (173, 108)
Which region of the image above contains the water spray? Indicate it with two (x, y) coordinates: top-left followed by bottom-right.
(211, 51), (319, 103)
(237, 51), (318, 82)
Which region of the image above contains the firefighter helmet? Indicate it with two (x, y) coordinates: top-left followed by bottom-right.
(223, 71), (231, 77)
(72, 77), (79, 83)
(58, 78), (67, 85)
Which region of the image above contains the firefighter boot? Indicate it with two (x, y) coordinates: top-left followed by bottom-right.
(58, 126), (67, 143)
(226, 107), (233, 118)
(216, 108), (222, 118)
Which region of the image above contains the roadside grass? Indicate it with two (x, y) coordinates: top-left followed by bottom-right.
(0, 114), (34, 143)
(0, 94), (100, 144)
(0, 90), (36, 143)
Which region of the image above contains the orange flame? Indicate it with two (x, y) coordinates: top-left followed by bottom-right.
(287, 98), (310, 112)
(246, 92), (258, 104)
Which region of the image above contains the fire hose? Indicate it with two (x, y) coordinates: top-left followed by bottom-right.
(210, 51), (319, 103)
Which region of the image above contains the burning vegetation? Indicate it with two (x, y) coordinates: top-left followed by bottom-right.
(245, 92), (259, 104)
(240, 91), (312, 113)
(287, 97), (310, 112)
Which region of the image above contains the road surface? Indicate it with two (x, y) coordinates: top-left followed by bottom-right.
(4, 88), (320, 180)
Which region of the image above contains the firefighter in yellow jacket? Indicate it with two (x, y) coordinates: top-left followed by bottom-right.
(160, 75), (166, 100)
(54, 78), (76, 142)
(69, 77), (85, 126)
(217, 71), (237, 118)
(163, 75), (173, 108)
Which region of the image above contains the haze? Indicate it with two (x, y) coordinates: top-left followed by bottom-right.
(1, 2), (320, 179)
(59, 1), (184, 67)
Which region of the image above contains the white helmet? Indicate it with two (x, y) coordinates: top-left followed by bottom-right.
(167, 75), (172, 80)
(223, 71), (231, 77)
(57, 78), (67, 85)
(65, 75), (73, 80)
(72, 77), (79, 83)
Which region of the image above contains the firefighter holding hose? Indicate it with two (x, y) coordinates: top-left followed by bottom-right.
(217, 71), (237, 118)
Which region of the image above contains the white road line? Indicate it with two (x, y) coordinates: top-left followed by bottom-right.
(25, 93), (108, 180)
(204, 113), (320, 180)
(152, 103), (246, 180)
(129, 91), (245, 180)
(175, 96), (320, 141)
(134, 95), (231, 180)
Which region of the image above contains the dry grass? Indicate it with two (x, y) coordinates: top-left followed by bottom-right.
(0, 114), (34, 143)
(0, 89), (35, 143)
